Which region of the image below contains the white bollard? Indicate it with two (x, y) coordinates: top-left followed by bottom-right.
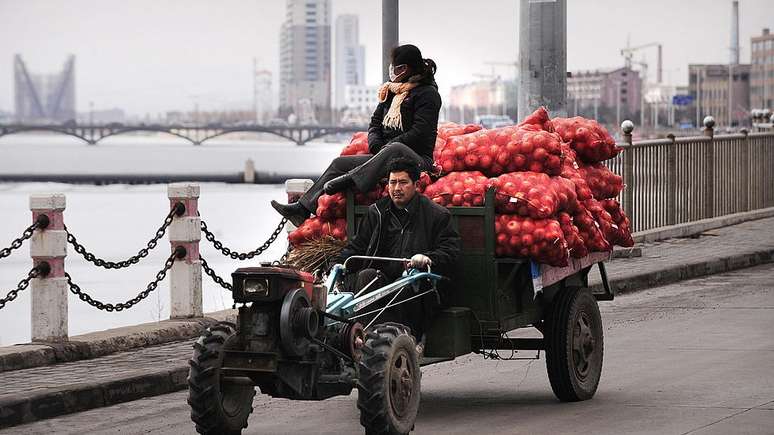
(29, 194), (68, 342)
(285, 179), (314, 233)
(167, 183), (202, 318)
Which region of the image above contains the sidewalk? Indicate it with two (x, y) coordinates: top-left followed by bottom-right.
(1, 217), (773, 428)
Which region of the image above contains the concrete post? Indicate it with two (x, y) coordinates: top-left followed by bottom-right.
(621, 120), (635, 228)
(518, 0), (567, 119)
(285, 179), (315, 233)
(666, 134), (677, 225)
(382, 0), (399, 83)
(29, 194), (68, 342)
(243, 159), (256, 184)
(167, 183), (202, 318)
(703, 116), (715, 219)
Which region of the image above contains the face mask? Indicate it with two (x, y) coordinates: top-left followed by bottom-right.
(389, 63), (408, 82)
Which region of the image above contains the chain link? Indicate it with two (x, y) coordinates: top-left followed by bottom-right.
(65, 247), (184, 312)
(0, 266), (42, 310)
(0, 215), (49, 261)
(65, 203), (183, 270)
(200, 256), (233, 291)
(200, 217), (287, 261)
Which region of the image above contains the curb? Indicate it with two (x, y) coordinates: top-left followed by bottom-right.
(0, 310), (235, 373)
(0, 366), (189, 428)
(590, 247), (774, 296)
(632, 207), (774, 244)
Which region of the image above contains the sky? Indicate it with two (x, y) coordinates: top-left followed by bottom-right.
(0, 0), (772, 117)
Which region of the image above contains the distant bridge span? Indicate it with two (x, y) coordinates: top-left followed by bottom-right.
(0, 124), (369, 146)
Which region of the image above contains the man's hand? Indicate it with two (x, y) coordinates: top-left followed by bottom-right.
(409, 254), (432, 269)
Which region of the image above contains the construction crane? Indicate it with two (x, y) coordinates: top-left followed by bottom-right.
(620, 42), (662, 83)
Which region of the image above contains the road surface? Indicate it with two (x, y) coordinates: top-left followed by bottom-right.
(4, 263), (773, 434)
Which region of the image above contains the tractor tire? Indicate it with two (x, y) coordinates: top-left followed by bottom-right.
(544, 286), (604, 402)
(357, 323), (421, 435)
(187, 322), (256, 435)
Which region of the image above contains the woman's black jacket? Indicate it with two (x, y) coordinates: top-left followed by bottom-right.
(367, 79), (442, 161)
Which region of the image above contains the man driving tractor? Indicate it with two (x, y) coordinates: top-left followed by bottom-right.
(333, 157), (461, 347)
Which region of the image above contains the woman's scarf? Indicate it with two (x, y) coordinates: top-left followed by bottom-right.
(377, 79), (419, 130)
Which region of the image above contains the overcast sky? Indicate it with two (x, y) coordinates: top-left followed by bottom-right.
(0, 0), (772, 117)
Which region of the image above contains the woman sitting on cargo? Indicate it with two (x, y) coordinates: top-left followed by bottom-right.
(271, 44), (441, 226)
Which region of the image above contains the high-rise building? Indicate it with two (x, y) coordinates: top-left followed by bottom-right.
(334, 14), (365, 110)
(14, 54), (76, 123)
(254, 68), (273, 124)
(751, 28), (774, 110)
(279, 0), (331, 123)
(688, 64), (750, 127)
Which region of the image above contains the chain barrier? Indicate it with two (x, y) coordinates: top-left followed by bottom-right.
(0, 215), (50, 261)
(65, 203), (184, 270)
(200, 256), (233, 291)
(65, 246), (185, 312)
(200, 216), (287, 261)
(0, 262), (51, 310)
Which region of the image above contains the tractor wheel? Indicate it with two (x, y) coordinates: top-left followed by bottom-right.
(544, 287), (604, 402)
(187, 322), (256, 435)
(357, 323), (421, 435)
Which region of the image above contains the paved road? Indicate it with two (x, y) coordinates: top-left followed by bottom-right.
(4, 263), (773, 435)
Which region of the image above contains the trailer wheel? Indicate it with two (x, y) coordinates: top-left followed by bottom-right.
(544, 287), (604, 401)
(188, 322), (255, 435)
(357, 323), (421, 435)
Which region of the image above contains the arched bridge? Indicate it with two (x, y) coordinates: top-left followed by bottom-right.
(0, 123), (369, 146)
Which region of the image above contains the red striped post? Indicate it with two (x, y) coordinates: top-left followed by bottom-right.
(168, 183), (202, 318)
(29, 194), (68, 342)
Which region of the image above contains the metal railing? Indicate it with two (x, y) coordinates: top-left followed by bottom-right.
(606, 116), (774, 233)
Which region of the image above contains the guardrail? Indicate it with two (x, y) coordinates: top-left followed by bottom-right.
(607, 116), (774, 233)
(0, 182), (309, 342)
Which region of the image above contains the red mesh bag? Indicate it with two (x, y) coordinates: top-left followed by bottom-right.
(553, 117), (622, 163)
(491, 172), (558, 218)
(315, 193), (346, 220)
(558, 212), (588, 259)
(494, 214), (569, 266)
(340, 132), (369, 156)
(288, 217), (347, 247)
(433, 123), (483, 164)
(559, 143), (593, 201)
(436, 126), (563, 177)
(579, 163), (624, 199)
(599, 199), (634, 247)
(518, 106), (554, 132)
(423, 171), (490, 207)
(491, 172), (579, 218)
(573, 204), (611, 252)
(584, 198), (634, 248)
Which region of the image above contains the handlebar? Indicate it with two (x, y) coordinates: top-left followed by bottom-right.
(342, 255), (431, 274)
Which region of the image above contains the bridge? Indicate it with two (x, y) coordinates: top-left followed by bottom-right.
(0, 123), (369, 146)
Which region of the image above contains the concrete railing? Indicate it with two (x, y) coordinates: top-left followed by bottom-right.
(19, 180), (312, 342)
(609, 117), (774, 233)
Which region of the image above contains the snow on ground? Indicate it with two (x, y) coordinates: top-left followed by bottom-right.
(0, 134), (348, 345)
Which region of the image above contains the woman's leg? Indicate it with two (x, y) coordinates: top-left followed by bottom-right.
(296, 155), (371, 212)
(348, 142), (431, 192)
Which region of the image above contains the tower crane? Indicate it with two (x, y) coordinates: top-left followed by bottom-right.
(620, 42), (662, 83)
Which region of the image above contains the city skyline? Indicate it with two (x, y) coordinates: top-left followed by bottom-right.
(0, 0), (772, 118)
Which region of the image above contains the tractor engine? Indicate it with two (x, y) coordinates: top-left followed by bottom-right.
(226, 266), (359, 400)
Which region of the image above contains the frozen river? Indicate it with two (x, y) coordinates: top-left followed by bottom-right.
(0, 134), (346, 345)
